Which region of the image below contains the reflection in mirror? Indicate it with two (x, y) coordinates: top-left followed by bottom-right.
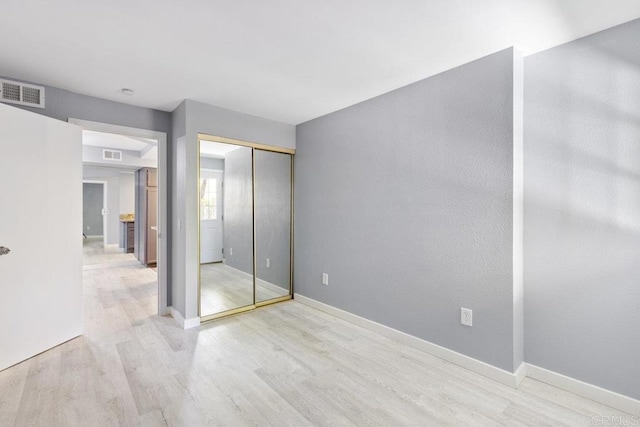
(254, 149), (292, 303)
(200, 141), (253, 317)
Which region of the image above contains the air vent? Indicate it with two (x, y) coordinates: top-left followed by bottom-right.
(0, 79), (45, 108)
(103, 149), (123, 161)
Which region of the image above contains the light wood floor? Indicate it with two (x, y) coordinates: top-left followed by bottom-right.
(200, 263), (288, 316)
(83, 237), (138, 266)
(0, 255), (631, 425)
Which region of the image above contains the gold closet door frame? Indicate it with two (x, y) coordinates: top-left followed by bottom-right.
(197, 133), (295, 323)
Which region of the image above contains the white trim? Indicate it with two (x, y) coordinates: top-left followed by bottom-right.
(293, 294), (639, 413)
(82, 179), (108, 247)
(294, 294), (522, 388)
(72, 119), (169, 316)
(514, 362), (527, 388)
(169, 306), (201, 330)
(526, 364), (640, 416)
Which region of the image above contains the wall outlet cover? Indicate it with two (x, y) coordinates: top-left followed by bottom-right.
(461, 308), (473, 327)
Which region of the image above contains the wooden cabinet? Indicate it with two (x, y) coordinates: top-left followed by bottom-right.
(120, 221), (135, 253)
(135, 168), (157, 267)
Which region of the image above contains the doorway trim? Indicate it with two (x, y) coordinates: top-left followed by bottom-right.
(70, 118), (169, 316)
(82, 180), (108, 247)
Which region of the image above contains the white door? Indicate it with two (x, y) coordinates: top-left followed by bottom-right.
(200, 170), (223, 263)
(0, 103), (83, 371)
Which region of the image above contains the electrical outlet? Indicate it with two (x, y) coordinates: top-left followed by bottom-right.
(461, 308), (473, 327)
(322, 273), (329, 286)
(266, 258), (270, 268)
(229, 248), (233, 256)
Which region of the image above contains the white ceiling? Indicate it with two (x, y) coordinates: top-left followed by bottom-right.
(2, 1), (640, 124)
(201, 141), (244, 159)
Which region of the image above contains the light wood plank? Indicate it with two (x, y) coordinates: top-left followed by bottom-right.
(0, 243), (633, 426)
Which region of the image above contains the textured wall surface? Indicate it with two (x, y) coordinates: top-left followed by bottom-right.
(295, 49), (517, 371)
(255, 150), (292, 292)
(222, 147), (254, 275)
(524, 19), (640, 399)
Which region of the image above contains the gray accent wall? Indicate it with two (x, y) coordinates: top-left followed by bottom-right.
(295, 48), (520, 371)
(524, 19), (640, 399)
(255, 150), (292, 291)
(83, 183), (104, 236)
(222, 147), (254, 275)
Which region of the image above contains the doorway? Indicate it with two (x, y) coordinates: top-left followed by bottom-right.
(71, 118), (169, 316)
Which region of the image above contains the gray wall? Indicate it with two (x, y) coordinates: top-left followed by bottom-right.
(524, 19), (640, 399)
(223, 147), (254, 275)
(255, 150), (292, 291)
(201, 157), (224, 170)
(83, 183), (104, 236)
(295, 48), (519, 371)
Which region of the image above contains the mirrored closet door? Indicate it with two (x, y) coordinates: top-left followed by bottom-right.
(198, 135), (294, 321)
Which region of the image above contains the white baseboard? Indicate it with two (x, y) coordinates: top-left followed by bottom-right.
(294, 293), (523, 388)
(526, 364), (640, 416)
(293, 294), (639, 414)
(169, 306), (200, 329)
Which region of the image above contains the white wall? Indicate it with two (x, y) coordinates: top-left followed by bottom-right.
(119, 172), (135, 215)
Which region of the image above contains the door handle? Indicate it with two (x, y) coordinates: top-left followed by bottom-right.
(0, 247), (10, 256)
